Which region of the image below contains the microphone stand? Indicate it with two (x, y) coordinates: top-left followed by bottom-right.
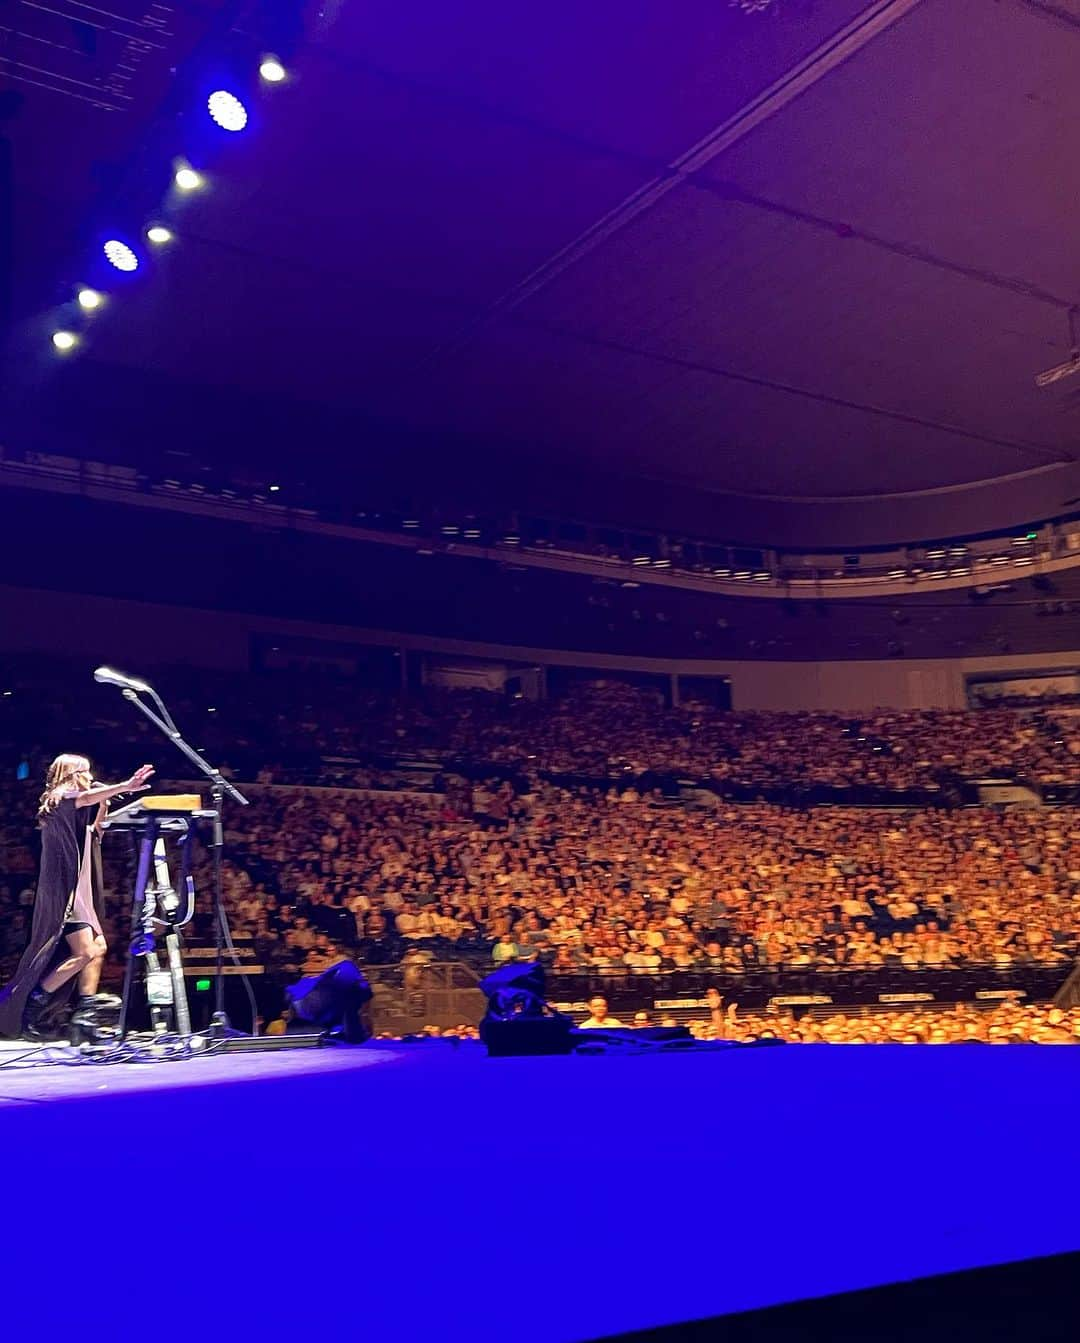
(118, 686), (250, 1037)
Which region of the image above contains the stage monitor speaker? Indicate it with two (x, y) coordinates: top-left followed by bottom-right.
(478, 959), (575, 1055)
(479, 1014), (575, 1056)
(287, 960), (373, 1042)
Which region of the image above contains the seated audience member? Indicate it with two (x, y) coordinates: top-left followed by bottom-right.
(492, 931), (520, 967)
(579, 995), (624, 1029)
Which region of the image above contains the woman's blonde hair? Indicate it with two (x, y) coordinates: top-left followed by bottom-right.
(38, 753), (91, 817)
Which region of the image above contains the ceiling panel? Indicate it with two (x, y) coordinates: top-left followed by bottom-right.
(324, 0), (877, 161)
(391, 320), (1052, 498)
(502, 185), (1069, 458)
(711, 0), (1080, 300)
(8, 0), (1080, 545)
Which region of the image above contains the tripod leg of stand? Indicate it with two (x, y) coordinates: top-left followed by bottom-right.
(119, 827), (155, 1040)
(209, 788), (232, 1035)
(144, 952), (170, 1035)
(118, 945), (137, 1040)
(165, 931), (191, 1035)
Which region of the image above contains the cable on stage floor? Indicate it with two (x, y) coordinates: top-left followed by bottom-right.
(0, 1028), (237, 1070)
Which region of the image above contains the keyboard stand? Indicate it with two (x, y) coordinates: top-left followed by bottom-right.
(112, 810), (203, 1039)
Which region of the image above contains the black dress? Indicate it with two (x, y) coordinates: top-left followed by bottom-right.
(0, 798), (105, 1037)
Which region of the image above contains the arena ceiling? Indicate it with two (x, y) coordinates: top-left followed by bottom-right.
(4, 0), (1080, 547)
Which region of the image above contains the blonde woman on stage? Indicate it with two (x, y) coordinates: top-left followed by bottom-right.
(0, 754), (153, 1040)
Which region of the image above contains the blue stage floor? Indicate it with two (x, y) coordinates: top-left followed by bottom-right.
(3, 1041), (1078, 1342)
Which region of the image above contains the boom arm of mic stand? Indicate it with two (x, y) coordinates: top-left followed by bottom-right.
(120, 689), (249, 806)
(145, 684), (180, 736)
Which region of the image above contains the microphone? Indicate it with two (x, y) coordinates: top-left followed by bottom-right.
(94, 666), (152, 695)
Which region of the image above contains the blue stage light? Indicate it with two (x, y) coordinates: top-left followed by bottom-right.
(207, 89), (248, 132)
(104, 239), (139, 272)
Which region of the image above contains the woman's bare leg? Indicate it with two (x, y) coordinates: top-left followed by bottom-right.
(77, 935), (108, 996)
(40, 927), (101, 994)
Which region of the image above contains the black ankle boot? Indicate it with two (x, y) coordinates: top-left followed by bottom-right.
(22, 988), (58, 1042)
(70, 995), (107, 1027)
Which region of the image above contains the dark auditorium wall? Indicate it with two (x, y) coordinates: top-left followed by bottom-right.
(4, 583), (1080, 711)
(4, 490), (1080, 666)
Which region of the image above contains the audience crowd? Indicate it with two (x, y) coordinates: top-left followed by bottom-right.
(697, 1001), (1080, 1044)
(3, 661), (1080, 792)
(3, 668), (1079, 1045)
(400, 687), (1080, 791)
(9, 776), (1074, 985)
(363, 1001), (1080, 1045)
(205, 782), (1080, 976)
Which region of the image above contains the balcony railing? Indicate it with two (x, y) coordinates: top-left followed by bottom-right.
(4, 449), (1080, 600)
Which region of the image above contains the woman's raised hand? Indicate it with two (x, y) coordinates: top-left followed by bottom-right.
(127, 764), (155, 791)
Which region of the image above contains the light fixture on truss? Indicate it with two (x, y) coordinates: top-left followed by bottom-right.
(1035, 308), (1080, 389)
